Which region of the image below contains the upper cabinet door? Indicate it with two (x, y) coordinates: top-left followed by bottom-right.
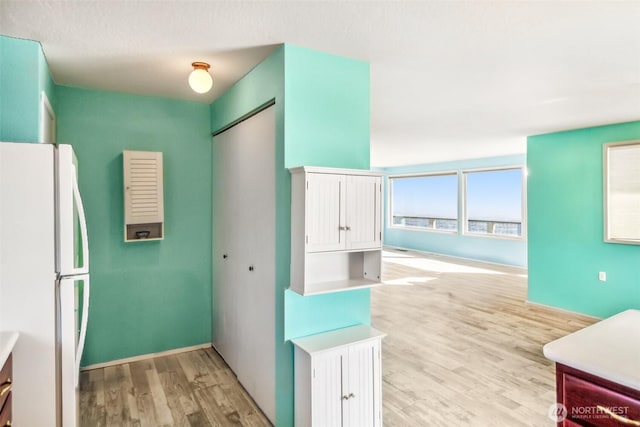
(306, 173), (382, 253)
(345, 175), (381, 250)
(306, 173), (346, 252)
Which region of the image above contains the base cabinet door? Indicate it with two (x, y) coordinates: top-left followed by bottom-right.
(293, 325), (384, 427)
(344, 341), (381, 427)
(311, 348), (348, 427)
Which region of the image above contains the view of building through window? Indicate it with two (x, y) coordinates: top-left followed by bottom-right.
(390, 167), (524, 238)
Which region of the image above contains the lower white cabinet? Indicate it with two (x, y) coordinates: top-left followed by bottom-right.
(292, 325), (385, 427)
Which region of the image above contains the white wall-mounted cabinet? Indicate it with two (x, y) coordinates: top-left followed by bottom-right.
(123, 150), (164, 241)
(292, 325), (385, 427)
(290, 166), (383, 295)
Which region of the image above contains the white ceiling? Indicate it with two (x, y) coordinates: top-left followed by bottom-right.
(1, 1), (639, 167)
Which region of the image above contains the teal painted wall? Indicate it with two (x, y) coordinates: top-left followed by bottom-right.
(0, 35), (55, 142)
(282, 44), (372, 339)
(380, 154), (528, 267)
(56, 86), (213, 365)
(283, 44), (370, 169)
(527, 121), (640, 318)
(209, 44), (371, 427)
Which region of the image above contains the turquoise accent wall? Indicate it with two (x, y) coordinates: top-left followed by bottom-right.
(284, 289), (371, 340)
(55, 86), (213, 365)
(283, 44), (370, 169)
(0, 35), (55, 142)
(380, 154), (528, 267)
(210, 44), (371, 427)
(527, 121), (640, 318)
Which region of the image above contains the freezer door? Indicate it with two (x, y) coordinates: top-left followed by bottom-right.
(59, 275), (90, 427)
(57, 144), (89, 275)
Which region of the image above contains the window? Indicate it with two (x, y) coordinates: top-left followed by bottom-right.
(604, 140), (640, 244)
(390, 173), (458, 232)
(463, 168), (524, 238)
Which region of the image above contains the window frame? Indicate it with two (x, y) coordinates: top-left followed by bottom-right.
(603, 140), (640, 245)
(461, 165), (527, 241)
(388, 171), (460, 234)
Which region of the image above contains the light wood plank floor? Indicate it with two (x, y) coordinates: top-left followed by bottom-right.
(373, 248), (597, 426)
(79, 347), (271, 427)
(81, 248), (597, 426)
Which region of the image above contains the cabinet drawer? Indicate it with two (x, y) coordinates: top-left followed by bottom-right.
(563, 373), (640, 427)
(0, 354), (12, 413)
(0, 392), (11, 427)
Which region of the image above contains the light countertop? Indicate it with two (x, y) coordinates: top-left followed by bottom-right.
(543, 309), (640, 390)
(0, 331), (19, 368)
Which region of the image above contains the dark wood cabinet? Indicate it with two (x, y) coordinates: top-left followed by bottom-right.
(556, 363), (640, 427)
(0, 353), (12, 426)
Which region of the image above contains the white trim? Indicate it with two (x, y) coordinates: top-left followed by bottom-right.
(39, 91), (56, 144)
(80, 343), (212, 371)
(525, 300), (602, 321)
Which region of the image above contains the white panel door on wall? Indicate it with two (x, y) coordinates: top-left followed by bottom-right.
(211, 104), (276, 423)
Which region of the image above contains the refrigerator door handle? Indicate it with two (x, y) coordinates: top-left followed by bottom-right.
(76, 275), (90, 387)
(71, 164), (90, 274)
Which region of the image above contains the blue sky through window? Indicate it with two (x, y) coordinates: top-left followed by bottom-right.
(466, 169), (522, 222)
(391, 168), (523, 223)
(392, 174), (457, 218)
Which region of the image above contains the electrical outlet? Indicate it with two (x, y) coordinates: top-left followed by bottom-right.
(598, 271), (607, 282)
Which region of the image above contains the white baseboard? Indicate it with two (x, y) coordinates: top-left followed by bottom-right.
(524, 300), (602, 320)
(81, 342), (212, 371)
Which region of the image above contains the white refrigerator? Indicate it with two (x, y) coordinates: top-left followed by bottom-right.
(0, 142), (90, 427)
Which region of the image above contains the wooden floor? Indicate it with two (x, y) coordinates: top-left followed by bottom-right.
(80, 248), (597, 426)
(79, 347), (271, 427)
(373, 248), (596, 426)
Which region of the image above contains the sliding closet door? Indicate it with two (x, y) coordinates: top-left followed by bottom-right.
(212, 127), (239, 372)
(211, 105), (276, 423)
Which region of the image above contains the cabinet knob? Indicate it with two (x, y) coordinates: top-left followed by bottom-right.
(249, 265), (254, 272)
(345, 226), (351, 231)
(342, 393), (355, 400)
(223, 254), (228, 259)
(339, 226), (346, 231)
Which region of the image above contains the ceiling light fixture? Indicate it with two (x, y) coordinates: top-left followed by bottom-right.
(188, 61), (213, 94)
